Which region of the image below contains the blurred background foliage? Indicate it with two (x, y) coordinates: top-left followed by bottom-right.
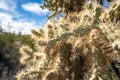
(0, 25), (34, 79)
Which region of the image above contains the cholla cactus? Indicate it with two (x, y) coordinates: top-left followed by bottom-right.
(16, 0), (120, 80)
(19, 45), (33, 64)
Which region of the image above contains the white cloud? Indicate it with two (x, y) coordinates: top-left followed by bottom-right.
(0, 0), (16, 12)
(0, 13), (13, 22)
(22, 2), (49, 15)
(11, 21), (40, 34)
(0, 12), (40, 34)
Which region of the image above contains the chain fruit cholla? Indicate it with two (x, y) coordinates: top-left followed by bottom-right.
(16, 0), (120, 80)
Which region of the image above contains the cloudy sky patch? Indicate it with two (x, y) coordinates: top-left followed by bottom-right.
(22, 2), (49, 16)
(0, 0), (49, 34)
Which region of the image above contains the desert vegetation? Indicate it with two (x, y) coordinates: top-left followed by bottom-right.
(0, 26), (34, 80)
(15, 0), (120, 80)
(0, 0), (119, 80)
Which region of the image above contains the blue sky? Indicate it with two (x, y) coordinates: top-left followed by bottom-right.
(0, 0), (49, 34)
